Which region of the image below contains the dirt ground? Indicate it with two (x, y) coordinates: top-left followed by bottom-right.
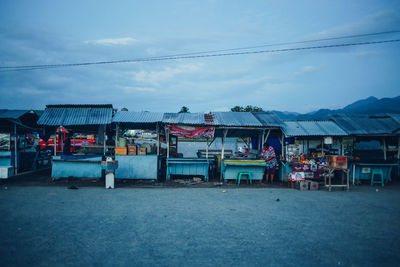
(1, 174), (400, 266)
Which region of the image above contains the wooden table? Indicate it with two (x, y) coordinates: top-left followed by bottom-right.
(324, 167), (350, 192)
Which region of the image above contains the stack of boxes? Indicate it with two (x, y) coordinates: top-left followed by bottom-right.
(128, 145), (137, 155)
(296, 180), (319, 191)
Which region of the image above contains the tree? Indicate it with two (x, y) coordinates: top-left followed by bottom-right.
(230, 105), (263, 112)
(179, 106), (190, 113)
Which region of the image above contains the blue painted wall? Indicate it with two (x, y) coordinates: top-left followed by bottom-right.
(51, 155), (102, 178)
(115, 155), (158, 180)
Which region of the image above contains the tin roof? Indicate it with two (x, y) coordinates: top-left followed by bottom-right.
(162, 113), (208, 125)
(38, 104), (113, 126)
(282, 120), (348, 136)
(0, 110), (33, 119)
(112, 111), (164, 123)
(212, 112), (263, 127)
(252, 112), (284, 127)
(330, 114), (400, 135)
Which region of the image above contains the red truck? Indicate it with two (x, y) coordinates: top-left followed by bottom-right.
(39, 127), (95, 153)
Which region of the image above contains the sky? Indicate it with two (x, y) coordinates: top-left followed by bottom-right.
(0, 0), (400, 113)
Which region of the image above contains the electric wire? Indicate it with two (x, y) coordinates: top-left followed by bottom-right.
(1, 37), (399, 73)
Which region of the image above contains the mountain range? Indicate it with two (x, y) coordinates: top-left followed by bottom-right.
(272, 96), (400, 120)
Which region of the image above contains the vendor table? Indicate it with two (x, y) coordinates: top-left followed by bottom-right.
(222, 159), (266, 182)
(166, 158), (211, 182)
(0, 151), (12, 167)
(115, 155), (158, 180)
(52, 155), (102, 178)
(324, 168), (350, 192)
(350, 163), (397, 185)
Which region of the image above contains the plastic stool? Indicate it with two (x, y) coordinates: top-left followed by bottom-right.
(371, 168), (384, 187)
(237, 172), (252, 185)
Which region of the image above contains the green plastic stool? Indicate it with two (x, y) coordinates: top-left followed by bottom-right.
(371, 168), (384, 187)
(237, 172), (252, 185)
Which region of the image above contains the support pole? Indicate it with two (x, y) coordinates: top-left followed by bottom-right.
(221, 129), (228, 160)
(115, 123), (119, 149)
(165, 126), (170, 158)
(8, 132), (11, 151)
(263, 129), (271, 144)
(281, 134), (284, 159)
(206, 138), (209, 159)
(383, 137), (387, 161)
(321, 138), (324, 155)
(156, 123), (160, 156)
(73, 133), (75, 153)
(397, 136), (400, 160)
(103, 125), (106, 156)
(340, 138), (344, 156)
(261, 129), (266, 149)
(14, 123), (18, 175)
(54, 129), (57, 156)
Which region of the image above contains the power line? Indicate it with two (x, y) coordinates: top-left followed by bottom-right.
(2, 30), (400, 70)
(1, 38), (399, 72)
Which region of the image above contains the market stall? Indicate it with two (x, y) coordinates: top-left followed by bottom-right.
(331, 114), (400, 185)
(0, 109), (42, 178)
(37, 104), (114, 179)
(111, 111), (164, 180)
(215, 112), (283, 182)
(163, 112), (217, 182)
(279, 120), (349, 186)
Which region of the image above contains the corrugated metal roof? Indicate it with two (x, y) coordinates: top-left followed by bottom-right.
(387, 113), (400, 125)
(162, 113), (207, 125)
(282, 120), (348, 136)
(212, 112), (263, 127)
(330, 114), (400, 135)
(0, 110), (32, 119)
(112, 111), (164, 123)
(252, 112), (284, 127)
(38, 105), (113, 126)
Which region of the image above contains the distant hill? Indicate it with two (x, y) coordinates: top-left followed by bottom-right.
(273, 96), (400, 120)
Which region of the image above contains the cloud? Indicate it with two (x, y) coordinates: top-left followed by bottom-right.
(123, 86), (156, 93)
(294, 65), (319, 75)
(309, 10), (400, 41)
(131, 63), (203, 85)
(84, 37), (137, 45)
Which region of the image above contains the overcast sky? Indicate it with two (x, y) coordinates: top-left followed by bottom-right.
(0, 0), (400, 113)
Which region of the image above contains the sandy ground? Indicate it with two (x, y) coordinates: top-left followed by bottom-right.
(0, 180), (400, 266)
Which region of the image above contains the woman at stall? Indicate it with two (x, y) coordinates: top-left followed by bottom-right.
(260, 142), (278, 183)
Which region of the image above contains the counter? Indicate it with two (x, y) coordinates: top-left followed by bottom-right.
(115, 155), (158, 180)
(51, 155), (103, 178)
(166, 158), (211, 181)
(222, 159), (266, 182)
(350, 162), (398, 184)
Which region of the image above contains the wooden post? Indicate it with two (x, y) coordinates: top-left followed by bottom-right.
(165, 126), (170, 158)
(103, 126), (106, 156)
(263, 129), (271, 144)
(221, 129), (228, 160)
(321, 138), (324, 155)
(340, 138), (344, 156)
(8, 132), (11, 151)
(54, 129), (57, 156)
(281, 134), (284, 159)
(397, 136), (400, 160)
(115, 123), (119, 149)
(383, 137), (387, 161)
(14, 123), (18, 175)
(156, 123), (160, 156)
(261, 129), (265, 149)
(206, 138), (209, 159)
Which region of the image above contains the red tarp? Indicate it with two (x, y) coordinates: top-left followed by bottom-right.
(168, 125), (215, 139)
